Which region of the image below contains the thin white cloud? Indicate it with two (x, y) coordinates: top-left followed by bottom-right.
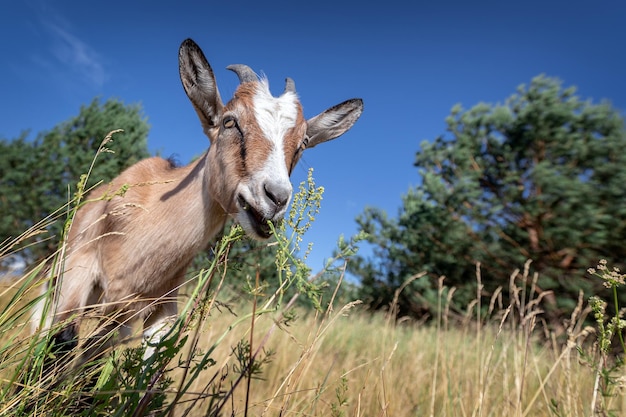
(45, 22), (107, 88)
(26, 0), (108, 89)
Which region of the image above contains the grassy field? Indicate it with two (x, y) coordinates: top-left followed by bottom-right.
(177, 281), (625, 417)
(1, 263), (625, 417)
(0, 153), (624, 416)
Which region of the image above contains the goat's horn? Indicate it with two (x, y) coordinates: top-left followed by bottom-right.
(226, 64), (257, 83)
(284, 77), (296, 94)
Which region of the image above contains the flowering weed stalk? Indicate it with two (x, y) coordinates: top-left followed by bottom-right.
(585, 259), (626, 416)
(588, 259), (626, 358)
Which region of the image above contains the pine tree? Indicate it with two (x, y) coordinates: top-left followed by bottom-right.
(351, 75), (626, 321)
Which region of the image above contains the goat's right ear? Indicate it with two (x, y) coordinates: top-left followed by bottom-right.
(305, 99), (364, 149)
(179, 39), (224, 139)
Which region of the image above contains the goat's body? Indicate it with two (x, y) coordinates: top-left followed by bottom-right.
(46, 155), (225, 328)
(33, 38), (363, 367)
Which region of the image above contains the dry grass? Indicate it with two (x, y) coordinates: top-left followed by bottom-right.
(1, 135), (624, 415)
(170, 287), (624, 417)
(1, 262), (626, 416)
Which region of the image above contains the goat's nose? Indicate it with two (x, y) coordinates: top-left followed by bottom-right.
(264, 182), (291, 209)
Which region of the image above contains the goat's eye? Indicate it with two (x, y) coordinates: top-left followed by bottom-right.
(223, 117), (236, 129)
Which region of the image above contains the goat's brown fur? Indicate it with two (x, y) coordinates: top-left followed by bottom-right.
(33, 38), (363, 366)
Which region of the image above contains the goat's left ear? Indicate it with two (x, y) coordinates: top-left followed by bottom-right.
(305, 99), (363, 149)
(179, 38), (224, 140)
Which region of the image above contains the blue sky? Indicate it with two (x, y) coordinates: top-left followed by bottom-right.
(2, 1), (625, 273)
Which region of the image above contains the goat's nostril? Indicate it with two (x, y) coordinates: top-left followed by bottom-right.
(264, 183), (290, 208)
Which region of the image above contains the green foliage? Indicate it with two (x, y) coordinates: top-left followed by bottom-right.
(351, 75), (626, 321)
(0, 98), (150, 263)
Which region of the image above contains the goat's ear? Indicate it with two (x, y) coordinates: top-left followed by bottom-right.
(179, 39), (224, 139)
(305, 99), (363, 149)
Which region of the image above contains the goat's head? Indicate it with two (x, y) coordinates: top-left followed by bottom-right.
(178, 38), (363, 239)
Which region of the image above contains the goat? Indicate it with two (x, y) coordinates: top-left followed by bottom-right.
(32, 38), (363, 365)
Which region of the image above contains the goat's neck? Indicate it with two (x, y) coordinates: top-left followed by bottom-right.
(164, 152), (228, 249)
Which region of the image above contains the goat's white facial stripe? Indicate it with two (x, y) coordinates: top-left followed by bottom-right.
(253, 80), (299, 148)
(252, 80), (298, 180)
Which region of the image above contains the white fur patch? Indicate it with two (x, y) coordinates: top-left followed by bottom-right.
(253, 79), (299, 147)
(251, 79), (298, 196)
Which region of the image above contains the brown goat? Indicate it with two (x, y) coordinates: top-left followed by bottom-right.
(32, 38), (363, 363)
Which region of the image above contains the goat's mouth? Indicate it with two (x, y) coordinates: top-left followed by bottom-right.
(237, 195), (274, 239)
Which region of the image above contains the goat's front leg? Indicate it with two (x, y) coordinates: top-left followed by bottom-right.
(142, 298), (178, 362)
